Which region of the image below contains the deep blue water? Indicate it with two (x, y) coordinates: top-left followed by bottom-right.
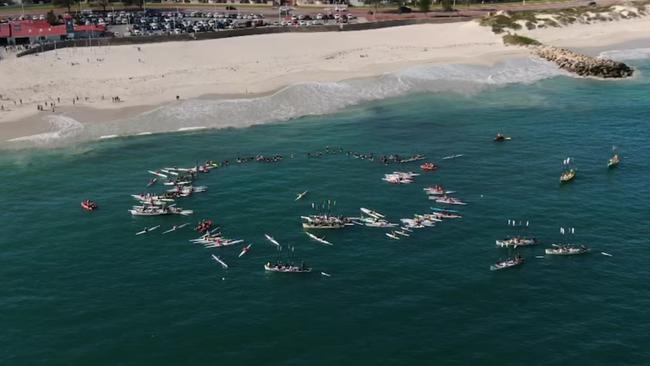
(1, 58), (649, 365)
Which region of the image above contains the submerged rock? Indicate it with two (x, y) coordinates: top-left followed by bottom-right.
(533, 46), (634, 78)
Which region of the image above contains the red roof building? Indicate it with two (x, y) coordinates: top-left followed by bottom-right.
(0, 23), (10, 38)
(10, 20), (66, 38)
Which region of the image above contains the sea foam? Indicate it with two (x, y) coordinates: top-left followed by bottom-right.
(8, 115), (84, 146)
(6, 57), (565, 149)
(599, 47), (650, 61)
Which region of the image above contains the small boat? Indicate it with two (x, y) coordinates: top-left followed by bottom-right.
(264, 262), (311, 273)
(420, 162), (438, 171)
(305, 232), (333, 246)
(395, 230), (410, 237)
(495, 237), (538, 248)
(239, 244), (252, 258)
(560, 169), (576, 183)
(494, 134), (512, 142)
(608, 154), (620, 168)
(295, 190), (308, 201)
(129, 206), (193, 216)
(431, 211), (462, 219)
(147, 178), (157, 187)
(386, 232), (400, 240)
(162, 223), (189, 234)
(81, 200), (98, 212)
(264, 234), (281, 247)
(490, 254), (524, 271)
(136, 225), (160, 235)
(301, 215), (352, 229)
(320, 272), (331, 277)
(545, 244), (590, 256)
(435, 196), (467, 205)
(211, 254), (229, 269)
(423, 186), (454, 195)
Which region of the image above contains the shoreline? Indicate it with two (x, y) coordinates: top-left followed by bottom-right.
(1, 16), (650, 146)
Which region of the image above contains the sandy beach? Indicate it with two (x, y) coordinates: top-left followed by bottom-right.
(1, 14), (649, 143)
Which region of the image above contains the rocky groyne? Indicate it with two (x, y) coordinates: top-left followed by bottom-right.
(534, 46), (634, 78)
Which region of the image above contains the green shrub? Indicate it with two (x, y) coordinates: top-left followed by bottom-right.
(502, 34), (542, 47)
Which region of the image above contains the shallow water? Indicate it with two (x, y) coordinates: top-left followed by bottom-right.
(1, 56), (649, 365)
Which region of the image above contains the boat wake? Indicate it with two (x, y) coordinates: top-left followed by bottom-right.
(6, 57), (566, 149)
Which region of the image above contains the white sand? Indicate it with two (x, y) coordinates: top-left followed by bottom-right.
(1, 15), (650, 139)
(520, 11), (650, 48)
(0, 22), (522, 127)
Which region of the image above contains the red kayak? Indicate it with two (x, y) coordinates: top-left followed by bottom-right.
(195, 219), (213, 233)
(420, 162), (438, 172)
(81, 200), (98, 212)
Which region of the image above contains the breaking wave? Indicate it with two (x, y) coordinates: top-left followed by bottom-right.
(8, 115), (84, 146)
(599, 47), (650, 61)
(6, 57), (566, 149)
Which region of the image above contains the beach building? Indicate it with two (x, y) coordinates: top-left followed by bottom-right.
(0, 20), (105, 45)
(0, 23), (10, 46)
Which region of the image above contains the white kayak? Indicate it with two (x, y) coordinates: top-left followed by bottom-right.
(136, 225), (160, 235)
(265, 234), (281, 247)
(360, 207), (385, 219)
(203, 240), (244, 248)
(321, 272), (331, 277)
(211, 254), (229, 269)
(386, 232), (400, 240)
(305, 232), (333, 246)
(442, 154), (464, 160)
(148, 170), (168, 178)
(295, 190), (308, 201)
(162, 223), (189, 234)
(239, 244), (252, 258)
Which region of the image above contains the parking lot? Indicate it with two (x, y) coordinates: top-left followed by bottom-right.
(74, 8), (359, 38)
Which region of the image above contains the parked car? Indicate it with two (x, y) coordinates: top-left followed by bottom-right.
(399, 6), (412, 13)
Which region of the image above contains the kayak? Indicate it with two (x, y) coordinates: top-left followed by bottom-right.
(148, 170), (168, 178)
(264, 234), (281, 247)
(81, 200), (98, 212)
(136, 225), (160, 235)
(295, 191), (308, 201)
(386, 232), (400, 240)
(360, 207), (385, 219)
(239, 244), (252, 258)
(211, 254), (229, 269)
(203, 239), (244, 248)
(162, 223), (189, 234)
(442, 154), (464, 160)
(305, 232), (333, 246)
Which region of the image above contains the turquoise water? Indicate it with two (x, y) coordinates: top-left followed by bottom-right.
(2, 58), (650, 365)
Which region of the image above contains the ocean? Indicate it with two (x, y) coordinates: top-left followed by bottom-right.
(1, 50), (649, 365)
